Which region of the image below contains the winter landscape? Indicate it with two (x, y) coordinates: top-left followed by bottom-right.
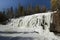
(0, 0), (60, 40)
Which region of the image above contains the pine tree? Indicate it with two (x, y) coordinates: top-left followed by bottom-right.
(26, 4), (32, 15)
(34, 5), (40, 13)
(41, 6), (47, 12)
(6, 7), (14, 18)
(17, 4), (25, 17)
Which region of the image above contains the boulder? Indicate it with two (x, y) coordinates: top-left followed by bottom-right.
(50, 11), (60, 33)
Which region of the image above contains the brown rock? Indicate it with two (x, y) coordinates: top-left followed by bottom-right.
(53, 11), (60, 32)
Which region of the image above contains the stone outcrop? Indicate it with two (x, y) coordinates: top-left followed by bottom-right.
(50, 11), (60, 33)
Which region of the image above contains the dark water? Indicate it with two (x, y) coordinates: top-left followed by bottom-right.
(0, 31), (38, 34)
(0, 36), (33, 40)
(0, 31), (38, 40)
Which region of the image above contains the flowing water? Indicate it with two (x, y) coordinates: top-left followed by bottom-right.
(0, 11), (60, 40)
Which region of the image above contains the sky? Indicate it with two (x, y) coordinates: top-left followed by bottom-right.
(0, 0), (50, 11)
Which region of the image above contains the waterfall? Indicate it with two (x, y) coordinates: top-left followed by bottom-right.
(1, 11), (60, 40)
(7, 12), (54, 33)
(10, 13), (50, 27)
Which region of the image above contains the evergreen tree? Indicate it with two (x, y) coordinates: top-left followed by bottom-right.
(14, 8), (18, 18)
(3, 10), (6, 15)
(6, 7), (14, 18)
(17, 4), (25, 17)
(34, 5), (41, 13)
(41, 6), (47, 12)
(26, 4), (32, 15)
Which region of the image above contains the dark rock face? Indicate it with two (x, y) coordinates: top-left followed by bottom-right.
(0, 13), (9, 25)
(50, 11), (60, 33)
(53, 12), (60, 32)
(50, 0), (60, 33)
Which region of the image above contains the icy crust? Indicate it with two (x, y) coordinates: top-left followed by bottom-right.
(0, 11), (60, 40)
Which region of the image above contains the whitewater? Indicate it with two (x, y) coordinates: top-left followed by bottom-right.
(0, 11), (60, 40)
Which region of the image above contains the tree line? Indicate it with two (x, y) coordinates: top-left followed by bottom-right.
(2, 4), (47, 18)
(0, 4), (47, 24)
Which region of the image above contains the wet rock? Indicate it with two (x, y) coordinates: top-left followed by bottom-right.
(50, 11), (60, 33)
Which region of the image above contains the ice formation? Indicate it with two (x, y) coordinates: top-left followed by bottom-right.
(0, 11), (60, 40)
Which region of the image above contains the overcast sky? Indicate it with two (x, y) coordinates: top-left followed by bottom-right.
(0, 0), (50, 11)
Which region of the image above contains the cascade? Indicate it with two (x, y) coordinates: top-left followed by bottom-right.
(0, 11), (59, 40)
(8, 12), (54, 33)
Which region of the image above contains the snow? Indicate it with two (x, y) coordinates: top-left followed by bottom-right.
(0, 11), (60, 40)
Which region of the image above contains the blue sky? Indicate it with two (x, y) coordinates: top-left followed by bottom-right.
(0, 0), (50, 11)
